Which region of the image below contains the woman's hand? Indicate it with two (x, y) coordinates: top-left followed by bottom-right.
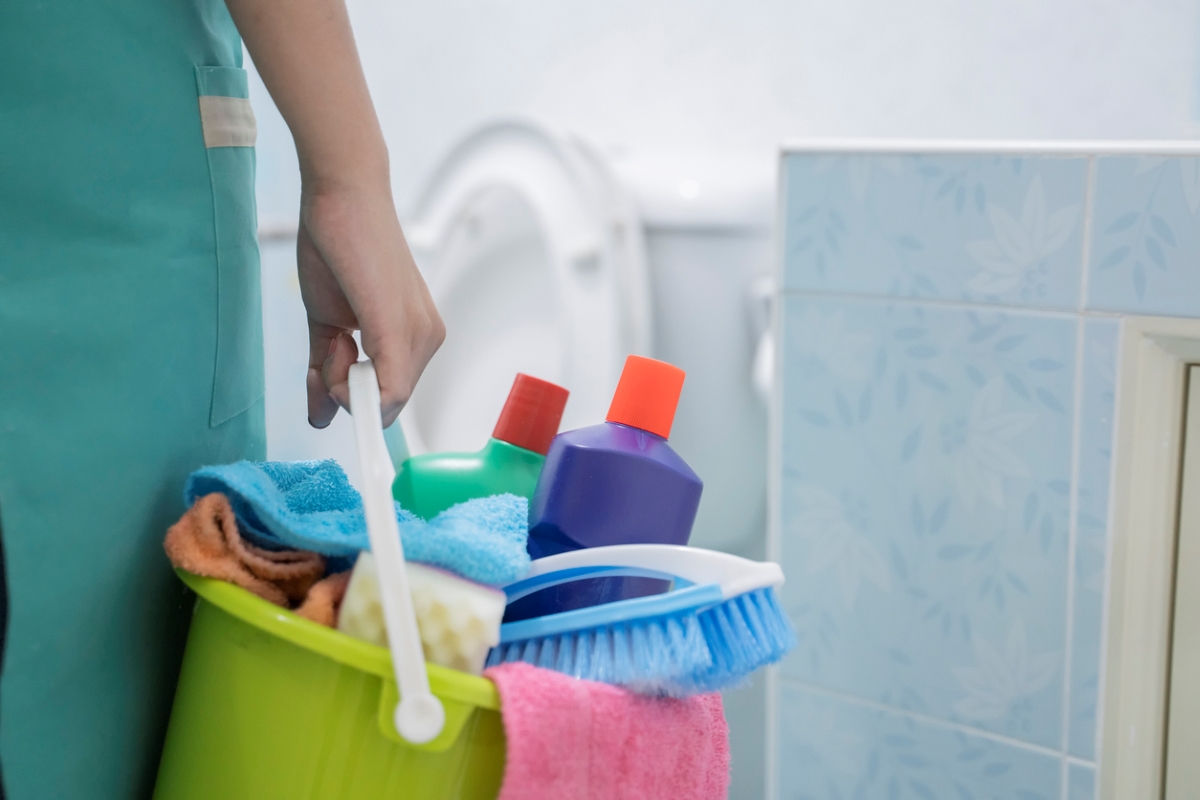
(298, 181), (444, 429)
(225, 0), (444, 428)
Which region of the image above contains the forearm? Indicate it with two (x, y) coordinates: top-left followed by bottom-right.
(224, 0), (388, 193)
(225, 0), (443, 427)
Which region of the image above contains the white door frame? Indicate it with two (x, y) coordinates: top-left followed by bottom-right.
(1102, 315), (1200, 799)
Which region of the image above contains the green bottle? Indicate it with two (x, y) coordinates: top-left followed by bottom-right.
(392, 374), (570, 519)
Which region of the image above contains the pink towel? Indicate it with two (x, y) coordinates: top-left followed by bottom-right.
(484, 662), (730, 800)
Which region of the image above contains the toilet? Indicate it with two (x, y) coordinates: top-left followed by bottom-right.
(401, 119), (774, 557)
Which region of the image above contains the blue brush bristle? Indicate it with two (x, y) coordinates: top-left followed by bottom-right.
(486, 586), (796, 696)
(673, 587), (797, 694)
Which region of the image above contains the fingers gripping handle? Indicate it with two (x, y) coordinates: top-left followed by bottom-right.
(349, 361), (445, 744)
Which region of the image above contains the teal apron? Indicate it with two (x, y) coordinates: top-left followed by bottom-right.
(0, 2), (265, 797)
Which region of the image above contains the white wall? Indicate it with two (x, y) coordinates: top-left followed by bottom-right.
(254, 0), (1199, 230)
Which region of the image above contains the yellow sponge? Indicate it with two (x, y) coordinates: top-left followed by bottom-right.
(337, 552), (507, 675)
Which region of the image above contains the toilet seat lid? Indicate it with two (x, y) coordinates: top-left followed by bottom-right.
(400, 120), (651, 455)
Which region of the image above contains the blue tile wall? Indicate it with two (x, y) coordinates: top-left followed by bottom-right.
(782, 293), (1075, 753)
(783, 155), (1089, 310)
(1067, 319), (1118, 760)
(1067, 763), (1096, 800)
(779, 682), (1062, 800)
(1086, 157), (1200, 316)
(776, 148), (1200, 800)
(781, 297), (1074, 749)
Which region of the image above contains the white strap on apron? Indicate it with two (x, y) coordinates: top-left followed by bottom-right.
(198, 95), (256, 148)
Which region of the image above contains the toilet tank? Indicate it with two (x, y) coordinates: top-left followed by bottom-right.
(610, 151), (776, 559)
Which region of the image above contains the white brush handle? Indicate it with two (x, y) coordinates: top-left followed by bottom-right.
(349, 361), (445, 745)
(523, 544), (784, 599)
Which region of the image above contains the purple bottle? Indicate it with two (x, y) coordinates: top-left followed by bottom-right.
(509, 356), (703, 619)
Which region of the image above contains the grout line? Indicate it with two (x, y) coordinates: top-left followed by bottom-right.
(1060, 315), (1086, 780)
(765, 153), (789, 800)
(778, 676), (1084, 763)
(1078, 156), (1098, 314)
(778, 287), (1088, 319)
(781, 139), (1200, 156)
(779, 282), (1175, 324)
(1092, 319), (1127, 776)
(777, 285), (1155, 323)
(1061, 756), (1099, 797)
(766, 666), (780, 800)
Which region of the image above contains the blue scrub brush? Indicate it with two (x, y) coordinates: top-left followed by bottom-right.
(485, 544), (796, 695)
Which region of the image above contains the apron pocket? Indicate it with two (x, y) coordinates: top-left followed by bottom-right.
(195, 65), (265, 428)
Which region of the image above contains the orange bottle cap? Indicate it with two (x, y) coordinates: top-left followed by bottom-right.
(492, 374), (570, 455)
(605, 355), (685, 439)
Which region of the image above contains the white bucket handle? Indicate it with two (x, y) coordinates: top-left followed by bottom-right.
(348, 361), (445, 744)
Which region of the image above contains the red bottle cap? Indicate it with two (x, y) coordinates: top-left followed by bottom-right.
(605, 355), (686, 439)
(492, 374), (570, 455)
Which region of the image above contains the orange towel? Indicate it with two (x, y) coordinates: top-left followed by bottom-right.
(295, 569), (352, 627)
(165, 493), (326, 609)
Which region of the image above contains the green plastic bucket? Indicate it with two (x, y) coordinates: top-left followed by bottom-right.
(153, 570), (506, 799)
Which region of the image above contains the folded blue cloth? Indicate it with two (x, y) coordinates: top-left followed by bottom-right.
(184, 460), (530, 586)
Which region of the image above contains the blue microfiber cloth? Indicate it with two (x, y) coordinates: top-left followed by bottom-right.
(184, 459), (530, 586)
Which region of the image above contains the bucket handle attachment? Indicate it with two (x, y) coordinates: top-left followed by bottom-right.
(349, 361), (446, 744)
